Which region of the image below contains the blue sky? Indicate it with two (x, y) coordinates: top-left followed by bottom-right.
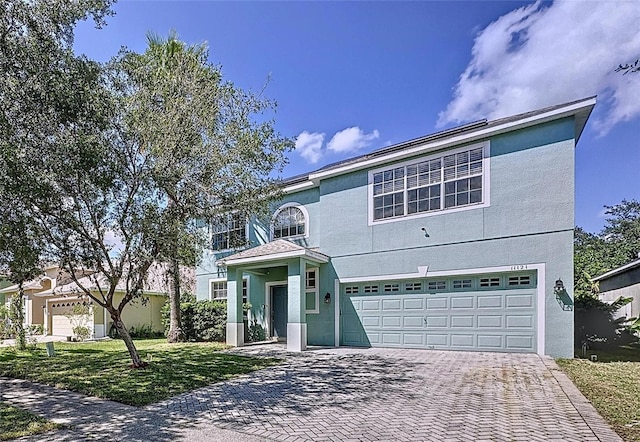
(74, 0), (640, 234)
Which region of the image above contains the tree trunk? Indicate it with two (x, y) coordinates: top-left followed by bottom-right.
(10, 284), (26, 350)
(166, 256), (184, 343)
(109, 309), (145, 368)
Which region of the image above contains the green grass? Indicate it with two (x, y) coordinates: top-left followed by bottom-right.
(0, 401), (63, 440)
(0, 339), (279, 406)
(557, 344), (640, 442)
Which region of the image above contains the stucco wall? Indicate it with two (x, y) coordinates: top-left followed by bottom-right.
(196, 117), (578, 356)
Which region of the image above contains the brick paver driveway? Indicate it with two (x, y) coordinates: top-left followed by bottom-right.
(148, 346), (620, 442)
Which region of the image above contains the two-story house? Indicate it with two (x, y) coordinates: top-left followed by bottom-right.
(196, 96), (596, 358)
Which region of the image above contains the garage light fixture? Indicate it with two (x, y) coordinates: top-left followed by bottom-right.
(554, 278), (573, 311)
(324, 293), (331, 304)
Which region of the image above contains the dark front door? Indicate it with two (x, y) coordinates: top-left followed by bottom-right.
(272, 285), (288, 339)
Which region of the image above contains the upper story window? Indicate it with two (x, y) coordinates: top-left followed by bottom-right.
(210, 213), (246, 251)
(370, 144), (487, 223)
(272, 204), (307, 239)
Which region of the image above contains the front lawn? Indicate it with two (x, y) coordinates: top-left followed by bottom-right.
(557, 345), (640, 442)
(0, 339), (278, 406)
(0, 401), (63, 440)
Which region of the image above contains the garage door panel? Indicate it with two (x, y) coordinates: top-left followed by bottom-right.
(478, 335), (503, 348)
(342, 288), (536, 353)
(403, 298), (424, 309)
(506, 294), (534, 308)
(477, 296), (502, 308)
(403, 316), (424, 327)
(477, 315), (502, 328)
(451, 334), (474, 347)
(427, 298), (447, 309)
(425, 316), (447, 328)
(506, 315), (533, 328)
(451, 296), (474, 309)
(451, 315), (473, 327)
(382, 316), (401, 327)
(382, 299), (401, 310)
(506, 335), (534, 350)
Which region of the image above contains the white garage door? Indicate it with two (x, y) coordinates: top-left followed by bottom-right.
(50, 304), (76, 337)
(341, 284), (537, 353)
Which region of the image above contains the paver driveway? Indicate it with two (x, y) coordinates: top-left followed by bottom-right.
(147, 346), (620, 442)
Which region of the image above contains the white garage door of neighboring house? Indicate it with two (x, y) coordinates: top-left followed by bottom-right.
(50, 304), (77, 337)
(341, 275), (537, 353)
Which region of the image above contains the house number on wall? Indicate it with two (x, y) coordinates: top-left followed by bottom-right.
(510, 264), (528, 271)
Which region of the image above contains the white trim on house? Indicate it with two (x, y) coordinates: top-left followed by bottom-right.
(221, 249), (329, 267)
(305, 267), (320, 314)
(283, 181), (316, 194)
(208, 277), (227, 301)
(336, 262), (547, 356)
(271, 202), (310, 241)
(367, 142), (491, 226)
(307, 98), (595, 184)
(265, 280), (287, 339)
(592, 258), (640, 282)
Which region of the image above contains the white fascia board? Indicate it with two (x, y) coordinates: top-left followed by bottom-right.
(308, 98), (596, 183)
(220, 249), (329, 267)
(283, 181), (316, 194)
(592, 258), (640, 282)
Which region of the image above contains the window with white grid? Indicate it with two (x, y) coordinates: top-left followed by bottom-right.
(370, 144), (486, 222)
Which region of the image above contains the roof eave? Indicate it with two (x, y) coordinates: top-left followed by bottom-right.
(219, 249), (330, 267)
(592, 258), (640, 282)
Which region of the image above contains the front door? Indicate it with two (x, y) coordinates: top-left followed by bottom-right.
(272, 285), (288, 339)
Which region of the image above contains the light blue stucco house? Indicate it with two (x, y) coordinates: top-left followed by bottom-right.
(196, 96), (596, 358)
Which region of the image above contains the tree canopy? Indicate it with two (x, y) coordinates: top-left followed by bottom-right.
(0, 2), (292, 366)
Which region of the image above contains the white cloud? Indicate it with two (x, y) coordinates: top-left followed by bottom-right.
(327, 127), (380, 153)
(295, 131), (325, 164)
(438, 0), (640, 134)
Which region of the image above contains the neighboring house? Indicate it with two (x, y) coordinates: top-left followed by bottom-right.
(196, 97), (596, 358)
(593, 257), (640, 321)
(0, 265), (172, 338)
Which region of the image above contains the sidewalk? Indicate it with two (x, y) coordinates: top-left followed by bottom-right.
(0, 377), (267, 441)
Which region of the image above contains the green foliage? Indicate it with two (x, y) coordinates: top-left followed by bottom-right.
(161, 294), (227, 342)
(72, 326), (91, 342)
(247, 319), (266, 343)
(0, 305), (10, 339)
(574, 294), (637, 350)
(128, 323), (163, 339)
(8, 294), (25, 350)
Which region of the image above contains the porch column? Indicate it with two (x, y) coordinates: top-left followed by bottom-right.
(226, 266), (244, 347)
(287, 258), (307, 352)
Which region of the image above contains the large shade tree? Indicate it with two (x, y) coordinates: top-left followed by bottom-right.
(119, 32), (293, 343)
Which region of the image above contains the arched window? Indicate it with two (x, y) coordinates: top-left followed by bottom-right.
(273, 205), (306, 239)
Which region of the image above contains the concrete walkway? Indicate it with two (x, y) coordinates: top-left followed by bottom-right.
(1, 346), (623, 441)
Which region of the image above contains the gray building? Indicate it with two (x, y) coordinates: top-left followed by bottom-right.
(594, 258), (640, 321)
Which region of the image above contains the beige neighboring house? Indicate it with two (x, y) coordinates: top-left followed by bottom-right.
(0, 264), (192, 339)
(594, 257), (640, 321)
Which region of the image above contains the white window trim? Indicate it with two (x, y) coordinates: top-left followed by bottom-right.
(271, 202), (310, 241)
(367, 141), (491, 226)
(209, 212), (249, 253)
(208, 277), (248, 302)
(305, 267), (320, 314)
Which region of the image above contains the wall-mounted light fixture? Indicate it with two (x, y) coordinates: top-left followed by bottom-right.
(554, 278), (574, 311)
(324, 293), (331, 304)
(421, 227), (430, 238)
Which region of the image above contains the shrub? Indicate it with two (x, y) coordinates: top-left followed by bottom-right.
(161, 293), (227, 342)
(72, 325), (91, 342)
(129, 323), (162, 339)
(575, 294), (639, 350)
(247, 319), (266, 342)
